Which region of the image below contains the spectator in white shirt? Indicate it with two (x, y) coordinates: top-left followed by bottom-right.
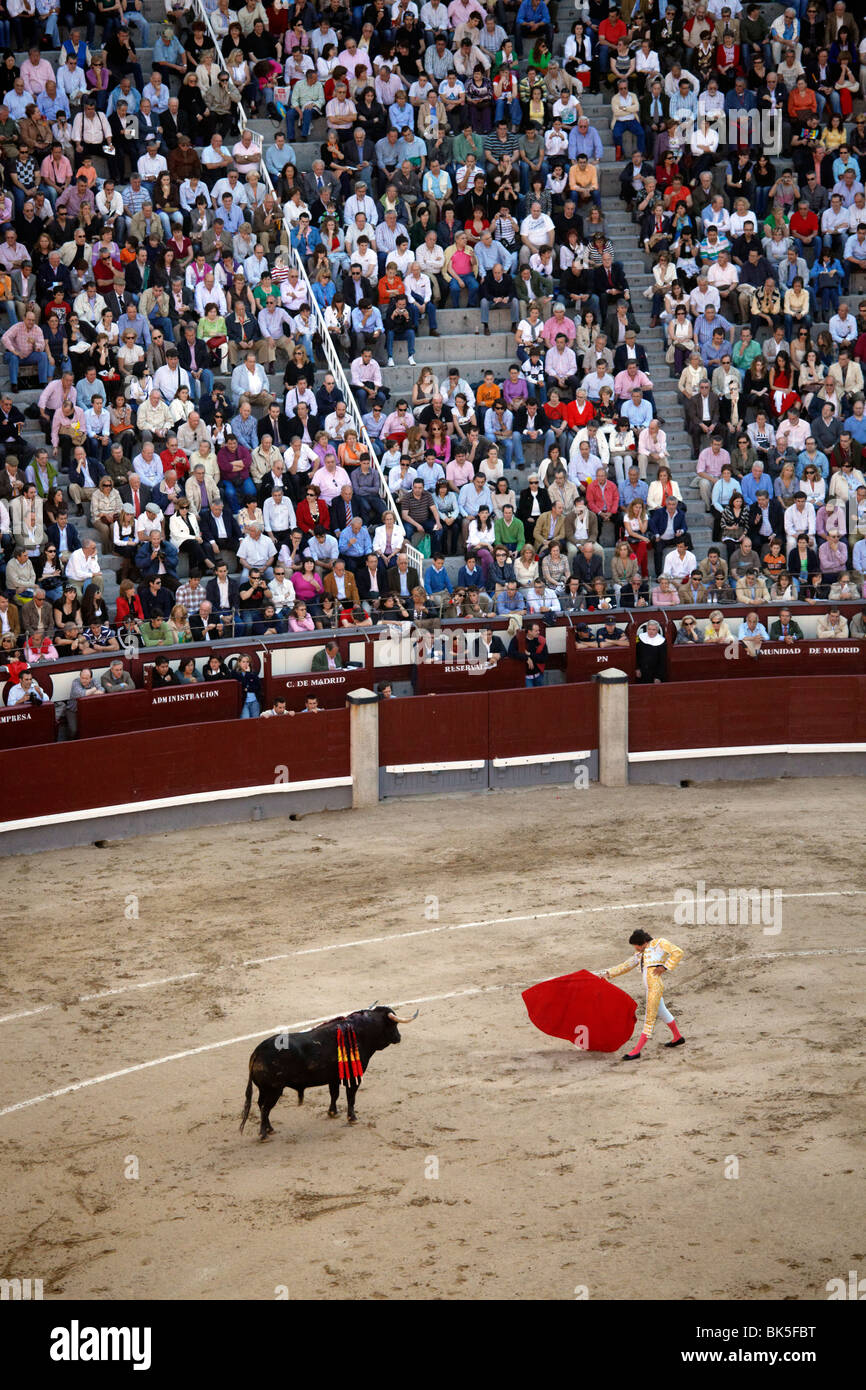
(662, 539), (697, 581)
(65, 540), (103, 595)
(828, 302), (858, 347)
(236, 524), (277, 579)
(784, 493), (817, 543)
(230, 352), (274, 408)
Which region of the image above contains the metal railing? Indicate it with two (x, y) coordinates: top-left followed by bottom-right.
(284, 245), (425, 572)
(191, 0), (424, 576)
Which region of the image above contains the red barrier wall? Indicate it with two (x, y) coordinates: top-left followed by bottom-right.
(378, 684), (599, 766)
(379, 691), (489, 765)
(629, 675), (866, 752)
(0, 702), (56, 748)
(266, 668), (371, 710)
(76, 679), (241, 739)
(0, 710), (350, 822)
(668, 640), (866, 682)
(4, 672), (864, 829)
(414, 655), (525, 694)
(488, 684), (599, 759)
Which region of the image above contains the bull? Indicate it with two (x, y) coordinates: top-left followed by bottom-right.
(239, 1005), (418, 1140)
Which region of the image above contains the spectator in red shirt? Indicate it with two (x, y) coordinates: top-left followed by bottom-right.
(564, 389), (595, 431)
(160, 437), (190, 481)
(598, 10), (628, 78)
(789, 200), (820, 262)
(787, 77), (818, 124)
(586, 465), (621, 545)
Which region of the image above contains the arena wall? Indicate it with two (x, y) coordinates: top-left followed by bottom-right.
(3, 668), (865, 853)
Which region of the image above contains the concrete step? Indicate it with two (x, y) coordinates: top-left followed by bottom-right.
(393, 332), (513, 365)
(436, 307), (513, 333)
(382, 358), (515, 391)
(31, 45), (156, 67)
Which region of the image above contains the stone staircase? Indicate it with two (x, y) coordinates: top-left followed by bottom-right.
(244, 28), (717, 566)
(582, 90), (713, 559)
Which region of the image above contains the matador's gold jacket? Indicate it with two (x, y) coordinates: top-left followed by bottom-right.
(609, 938), (684, 984)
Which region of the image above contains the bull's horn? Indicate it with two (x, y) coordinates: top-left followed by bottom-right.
(388, 1009), (419, 1023)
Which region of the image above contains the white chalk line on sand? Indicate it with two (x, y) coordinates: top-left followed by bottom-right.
(1, 946), (866, 1120)
(2, 889), (864, 1028)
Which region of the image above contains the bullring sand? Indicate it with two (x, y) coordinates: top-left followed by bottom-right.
(0, 778), (863, 1300)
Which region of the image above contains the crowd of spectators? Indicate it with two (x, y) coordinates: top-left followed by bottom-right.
(1, 0), (866, 716)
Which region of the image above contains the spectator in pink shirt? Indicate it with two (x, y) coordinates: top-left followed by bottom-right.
(40, 146), (73, 199)
(287, 601), (316, 631)
(651, 576), (680, 606)
(614, 363), (655, 407)
(2, 309), (49, 389)
(541, 303), (576, 348)
(20, 49), (56, 96)
(446, 451), (475, 488)
(311, 454), (351, 502)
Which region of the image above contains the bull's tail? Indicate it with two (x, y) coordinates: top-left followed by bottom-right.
(239, 1074), (253, 1133)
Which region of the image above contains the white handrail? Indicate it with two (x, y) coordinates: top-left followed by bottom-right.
(191, 0), (425, 578)
(283, 248), (426, 576)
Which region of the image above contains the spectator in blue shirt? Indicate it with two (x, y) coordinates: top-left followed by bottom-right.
(738, 613), (769, 648)
(515, 0), (552, 58)
(843, 228), (866, 277)
(669, 82), (698, 125)
(338, 517), (373, 568)
(568, 119), (603, 163)
(458, 477), (493, 518)
(711, 467), (743, 513)
(621, 389), (653, 433)
(291, 216), (322, 260)
(475, 232), (511, 279)
(796, 443), (829, 481)
(152, 31), (186, 80)
(619, 465), (649, 508)
(351, 302), (385, 354)
(388, 92), (415, 133)
(458, 555), (487, 590)
(108, 80), (141, 117)
(265, 133), (296, 182)
(832, 152), (861, 186)
(37, 86), (70, 122)
(724, 79), (756, 118)
(229, 405), (259, 452)
(740, 461), (774, 506)
(844, 402), (866, 446)
(75, 366), (107, 410)
(424, 555), (453, 610)
(495, 580), (527, 613)
(416, 456), (446, 492)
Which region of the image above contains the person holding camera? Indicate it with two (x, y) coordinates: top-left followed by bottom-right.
(236, 567), (270, 636)
(6, 669), (51, 706)
(135, 528), (180, 594)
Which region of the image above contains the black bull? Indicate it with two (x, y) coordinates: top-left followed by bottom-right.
(240, 1006), (418, 1140)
